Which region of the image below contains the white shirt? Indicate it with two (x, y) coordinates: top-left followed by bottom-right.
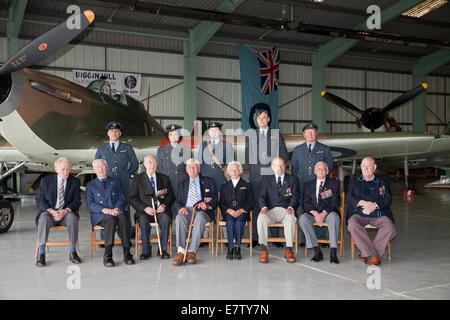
(147, 172), (157, 192)
(259, 128), (268, 137)
(110, 141), (120, 151)
(307, 141), (316, 152)
(316, 178), (326, 203)
(275, 174), (285, 186)
(231, 178), (240, 188)
(210, 138), (220, 145)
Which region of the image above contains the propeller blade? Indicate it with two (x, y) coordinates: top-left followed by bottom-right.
(321, 91), (364, 114)
(382, 83), (427, 113)
(0, 10), (95, 76)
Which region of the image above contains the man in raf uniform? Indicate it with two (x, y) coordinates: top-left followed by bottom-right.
(245, 103), (289, 247)
(95, 121), (139, 241)
(291, 123), (333, 246)
(157, 124), (191, 205)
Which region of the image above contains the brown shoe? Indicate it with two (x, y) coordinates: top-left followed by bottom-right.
(359, 253), (368, 264)
(369, 255), (381, 266)
(172, 252), (185, 266)
(285, 250), (296, 263)
(259, 250), (269, 263)
(187, 251), (197, 264)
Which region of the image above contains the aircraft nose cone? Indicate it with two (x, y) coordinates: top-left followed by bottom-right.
(0, 71), (24, 117)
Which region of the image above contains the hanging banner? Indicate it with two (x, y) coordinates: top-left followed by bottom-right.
(72, 69), (142, 96)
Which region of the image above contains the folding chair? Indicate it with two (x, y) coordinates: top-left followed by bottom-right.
(135, 221), (172, 262)
(351, 225), (392, 260)
(215, 207), (253, 256)
(90, 225), (122, 258)
(34, 225), (79, 259)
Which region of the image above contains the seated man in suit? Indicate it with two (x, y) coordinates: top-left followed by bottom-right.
(86, 159), (135, 267)
(219, 161), (253, 260)
(299, 161), (341, 264)
(35, 157), (81, 267)
(346, 157), (396, 266)
(130, 155), (175, 260)
(172, 159), (218, 266)
(257, 157), (300, 264)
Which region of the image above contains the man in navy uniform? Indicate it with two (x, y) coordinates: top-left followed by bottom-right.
(245, 104), (289, 247)
(86, 159), (135, 267)
(95, 121), (139, 241)
(257, 157), (300, 264)
(157, 124), (191, 201)
(292, 123), (333, 246)
(299, 161), (341, 264)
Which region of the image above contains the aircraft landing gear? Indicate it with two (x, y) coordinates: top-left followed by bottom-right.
(0, 200), (14, 233)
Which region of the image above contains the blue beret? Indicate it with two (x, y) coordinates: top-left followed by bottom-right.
(165, 124), (182, 132)
(106, 121), (123, 131)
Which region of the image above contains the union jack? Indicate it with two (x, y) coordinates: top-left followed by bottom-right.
(257, 47), (280, 95)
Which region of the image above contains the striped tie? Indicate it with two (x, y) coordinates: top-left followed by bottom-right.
(57, 179), (65, 210)
(189, 180), (198, 205)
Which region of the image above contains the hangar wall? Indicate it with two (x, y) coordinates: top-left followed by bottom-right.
(1, 37), (448, 135)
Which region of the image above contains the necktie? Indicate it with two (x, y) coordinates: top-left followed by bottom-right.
(111, 143), (116, 154)
(318, 181), (324, 203)
(56, 179), (65, 210)
(277, 176), (282, 192)
(189, 180), (198, 205)
(150, 176), (156, 193)
(308, 144), (312, 153)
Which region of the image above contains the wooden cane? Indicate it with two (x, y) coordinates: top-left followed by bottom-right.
(151, 197), (163, 257)
(183, 204), (199, 263)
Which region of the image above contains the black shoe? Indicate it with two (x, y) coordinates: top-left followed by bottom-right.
(320, 242), (330, 248)
(226, 248), (234, 260)
(124, 255), (135, 265)
(311, 247), (324, 262)
(98, 244), (105, 249)
(35, 254), (46, 267)
(248, 240), (258, 248)
(273, 242), (283, 248)
(330, 248), (339, 264)
(199, 243), (208, 248)
(299, 242), (306, 248)
(140, 253), (151, 260)
(69, 252), (82, 264)
(234, 247), (241, 260)
(159, 250), (170, 259)
(103, 256), (115, 267)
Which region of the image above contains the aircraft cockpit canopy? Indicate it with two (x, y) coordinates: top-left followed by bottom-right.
(87, 79), (127, 105)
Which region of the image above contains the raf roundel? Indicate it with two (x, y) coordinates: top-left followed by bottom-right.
(38, 43), (48, 51)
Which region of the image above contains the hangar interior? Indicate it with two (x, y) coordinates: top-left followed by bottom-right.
(0, 0), (450, 300)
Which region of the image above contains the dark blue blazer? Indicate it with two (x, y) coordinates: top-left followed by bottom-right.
(302, 177), (340, 215)
(86, 176), (128, 227)
(35, 174), (81, 225)
(172, 175), (218, 222)
(258, 173), (300, 213)
(345, 175), (394, 224)
(219, 178), (253, 222)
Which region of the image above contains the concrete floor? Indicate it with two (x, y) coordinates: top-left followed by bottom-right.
(1, 178), (449, 300)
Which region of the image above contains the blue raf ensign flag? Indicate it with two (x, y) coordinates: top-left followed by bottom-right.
(238, 43), (280, 130)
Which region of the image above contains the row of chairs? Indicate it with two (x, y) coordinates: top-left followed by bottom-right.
(35, 192), (391, 261)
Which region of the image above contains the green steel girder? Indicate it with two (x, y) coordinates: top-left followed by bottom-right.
(6, 0), (28, 59)
(183, 0), (244, 131)
(413, 50), (450, 133)
(312, 0), (423, 132)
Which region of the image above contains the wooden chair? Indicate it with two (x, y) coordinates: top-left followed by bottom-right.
(304, 192), (345, 257)
(351, 225), (392, 260)
(34, 225), (79, 259)
(135, 221), (172, 262)
(267, 221), (298, 254)
(89, 225), (122, 258)
(215, 207), (253, 256)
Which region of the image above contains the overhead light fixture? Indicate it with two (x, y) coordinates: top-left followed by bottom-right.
(313, 0), (325, 2)
(402, 0), (448, 18)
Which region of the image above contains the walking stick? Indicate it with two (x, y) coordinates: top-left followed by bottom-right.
(183, 203), (199, 263)
(151, 197), (163, 257)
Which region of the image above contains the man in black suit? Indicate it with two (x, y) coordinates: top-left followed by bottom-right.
(172, 159), (218, 266)
(257, 157), (300, 264)
(219, 161), (253, 260)
(130, 155), (175, 260)
(245, 104), (289, 247)
(299, 161), (341, 264)
(35, 157), (81, 267)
